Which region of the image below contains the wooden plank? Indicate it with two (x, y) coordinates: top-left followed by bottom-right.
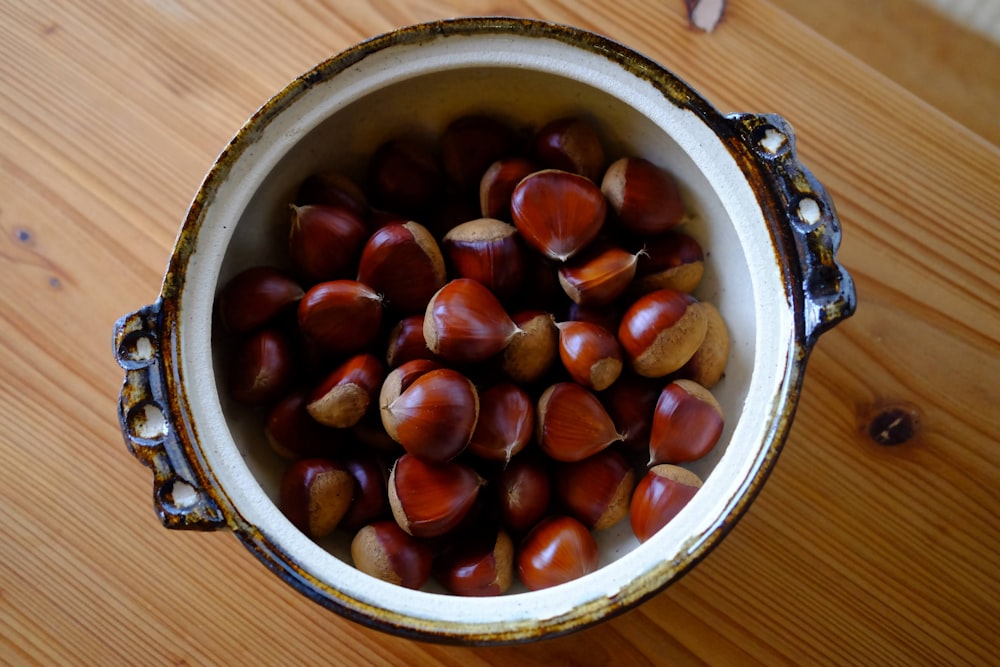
(0, 0), (996, 665)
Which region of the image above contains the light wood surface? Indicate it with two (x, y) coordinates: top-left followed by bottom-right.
(2, 1), (998, 665)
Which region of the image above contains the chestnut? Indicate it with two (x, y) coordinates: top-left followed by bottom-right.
(500, 310), (558, 385)
(516, 515), (599, 591)
(388, 454), (485, 538)
(556, 320), (623, 391)
(617, 289), (708, 377)
(357, 221), (447, 315)
(601, 156), (685, 236)
(601, 373), (661, 453)
(217, 266), (303, 334)
(385, 314), (439, 368)
(228, 328), (296, 406)
(557, 244), (640, 307)
(633, 230), (705, 295)
(423, 278), (522, 364)
(279, 458), (353, 539)
(496, 450), (552, 534)
(288, 204), (368, 284)
(340, 454), (391, 531)
(536, 382), (623, 462)
(466, 383), (534, 464)
(265, 389), (337, 460)
(630, 464), (703, 542)
(442, 218), (525, 302)
(649, 379), (724, 465)
(436, 529), (514, 596)
(511, 169), (607, 262)
(366, 137), (443, 215)
(533, 116), (606, 183)
(479, 157), (538, 220)
(440, 114), (519, 190)
(564, 300), (622, 333)
(555, 448), (636, 530)
(306, 353), (385, 428)
(681, 302), (730, 389)
(295, 170), (369, 220)
(380, 367), (479, 463)
(351, 520), (433, 589)
(297, 280), (383, 355)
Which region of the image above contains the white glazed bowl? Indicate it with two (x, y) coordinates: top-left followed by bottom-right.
(113, 18), (854, 644)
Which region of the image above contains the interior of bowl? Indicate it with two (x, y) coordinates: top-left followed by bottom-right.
(177, 22), (794, 637)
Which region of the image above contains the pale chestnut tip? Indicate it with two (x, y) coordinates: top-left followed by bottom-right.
(618, 289), (708, 378)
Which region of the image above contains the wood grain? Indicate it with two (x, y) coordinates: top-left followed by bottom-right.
(1, 0), (997, 665)
(772, 0), (1000, 145)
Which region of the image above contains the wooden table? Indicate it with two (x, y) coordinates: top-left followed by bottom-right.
(2, 1), (997, 664)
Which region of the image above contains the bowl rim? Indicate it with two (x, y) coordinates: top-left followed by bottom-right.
(130, 16), (853, 645)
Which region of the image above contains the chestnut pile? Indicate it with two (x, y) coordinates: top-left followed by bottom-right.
(216, 114), (730, 594)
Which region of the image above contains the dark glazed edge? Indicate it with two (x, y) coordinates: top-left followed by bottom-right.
(121, 16), (855, 645)
(726, 112), (857, 346)
(112, 302), (225, 530)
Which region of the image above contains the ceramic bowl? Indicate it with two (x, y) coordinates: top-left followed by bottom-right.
(113, 17), (855, 644)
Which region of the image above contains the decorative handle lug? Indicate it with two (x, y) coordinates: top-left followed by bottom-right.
(113, 302), (226, 531)
(730, 113), (857, 343)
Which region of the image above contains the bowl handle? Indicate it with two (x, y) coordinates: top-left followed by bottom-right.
(728, 112), (857, 344)
(113, 302), (227, 531)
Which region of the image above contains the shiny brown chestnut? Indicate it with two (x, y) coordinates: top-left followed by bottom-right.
(351, 520), (433, 589)
(357, 221), (447, 314)
(555, 448), (636, 530)
(649, 379), (724, 465)
(366, 137), (443, 215)
(228, 328), (296, 406)
(380, 367), (479, 463)
(265, 389), (337, 460)
(516, 515), (599, 591)
(496, 450), (552, 534)
(630, 464), (703, 542)
(601, 157), (685, 236)
(297, 280), (383, 355)
(217, 266), (303, 334)
(537, 382), (624, 462)
(533, 116), (606, 183)
(279, 458), (354, 539)
(306, 353), (386, 428)
(388, 454), (485, 538)
(340, 454), (391, 531)
(466, 383), (534, 464)
(442, 218), (525, 302)
(423, 278), (522, 364)
(556, 320), (623, 392)
(633, 230), (705, 295)
(618, 289), (708, 377)
(385, 314), (439, 368)
(295, 170), (369, 220)
(601, 373), (661, 452)
(436, 530), (514, 596)
(440, 114), (519, 190)
(288, 204), (368, 284)
(511, 169), (607, 262)
(480, 157), (538, 220)
(558, 244), (640, 307)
